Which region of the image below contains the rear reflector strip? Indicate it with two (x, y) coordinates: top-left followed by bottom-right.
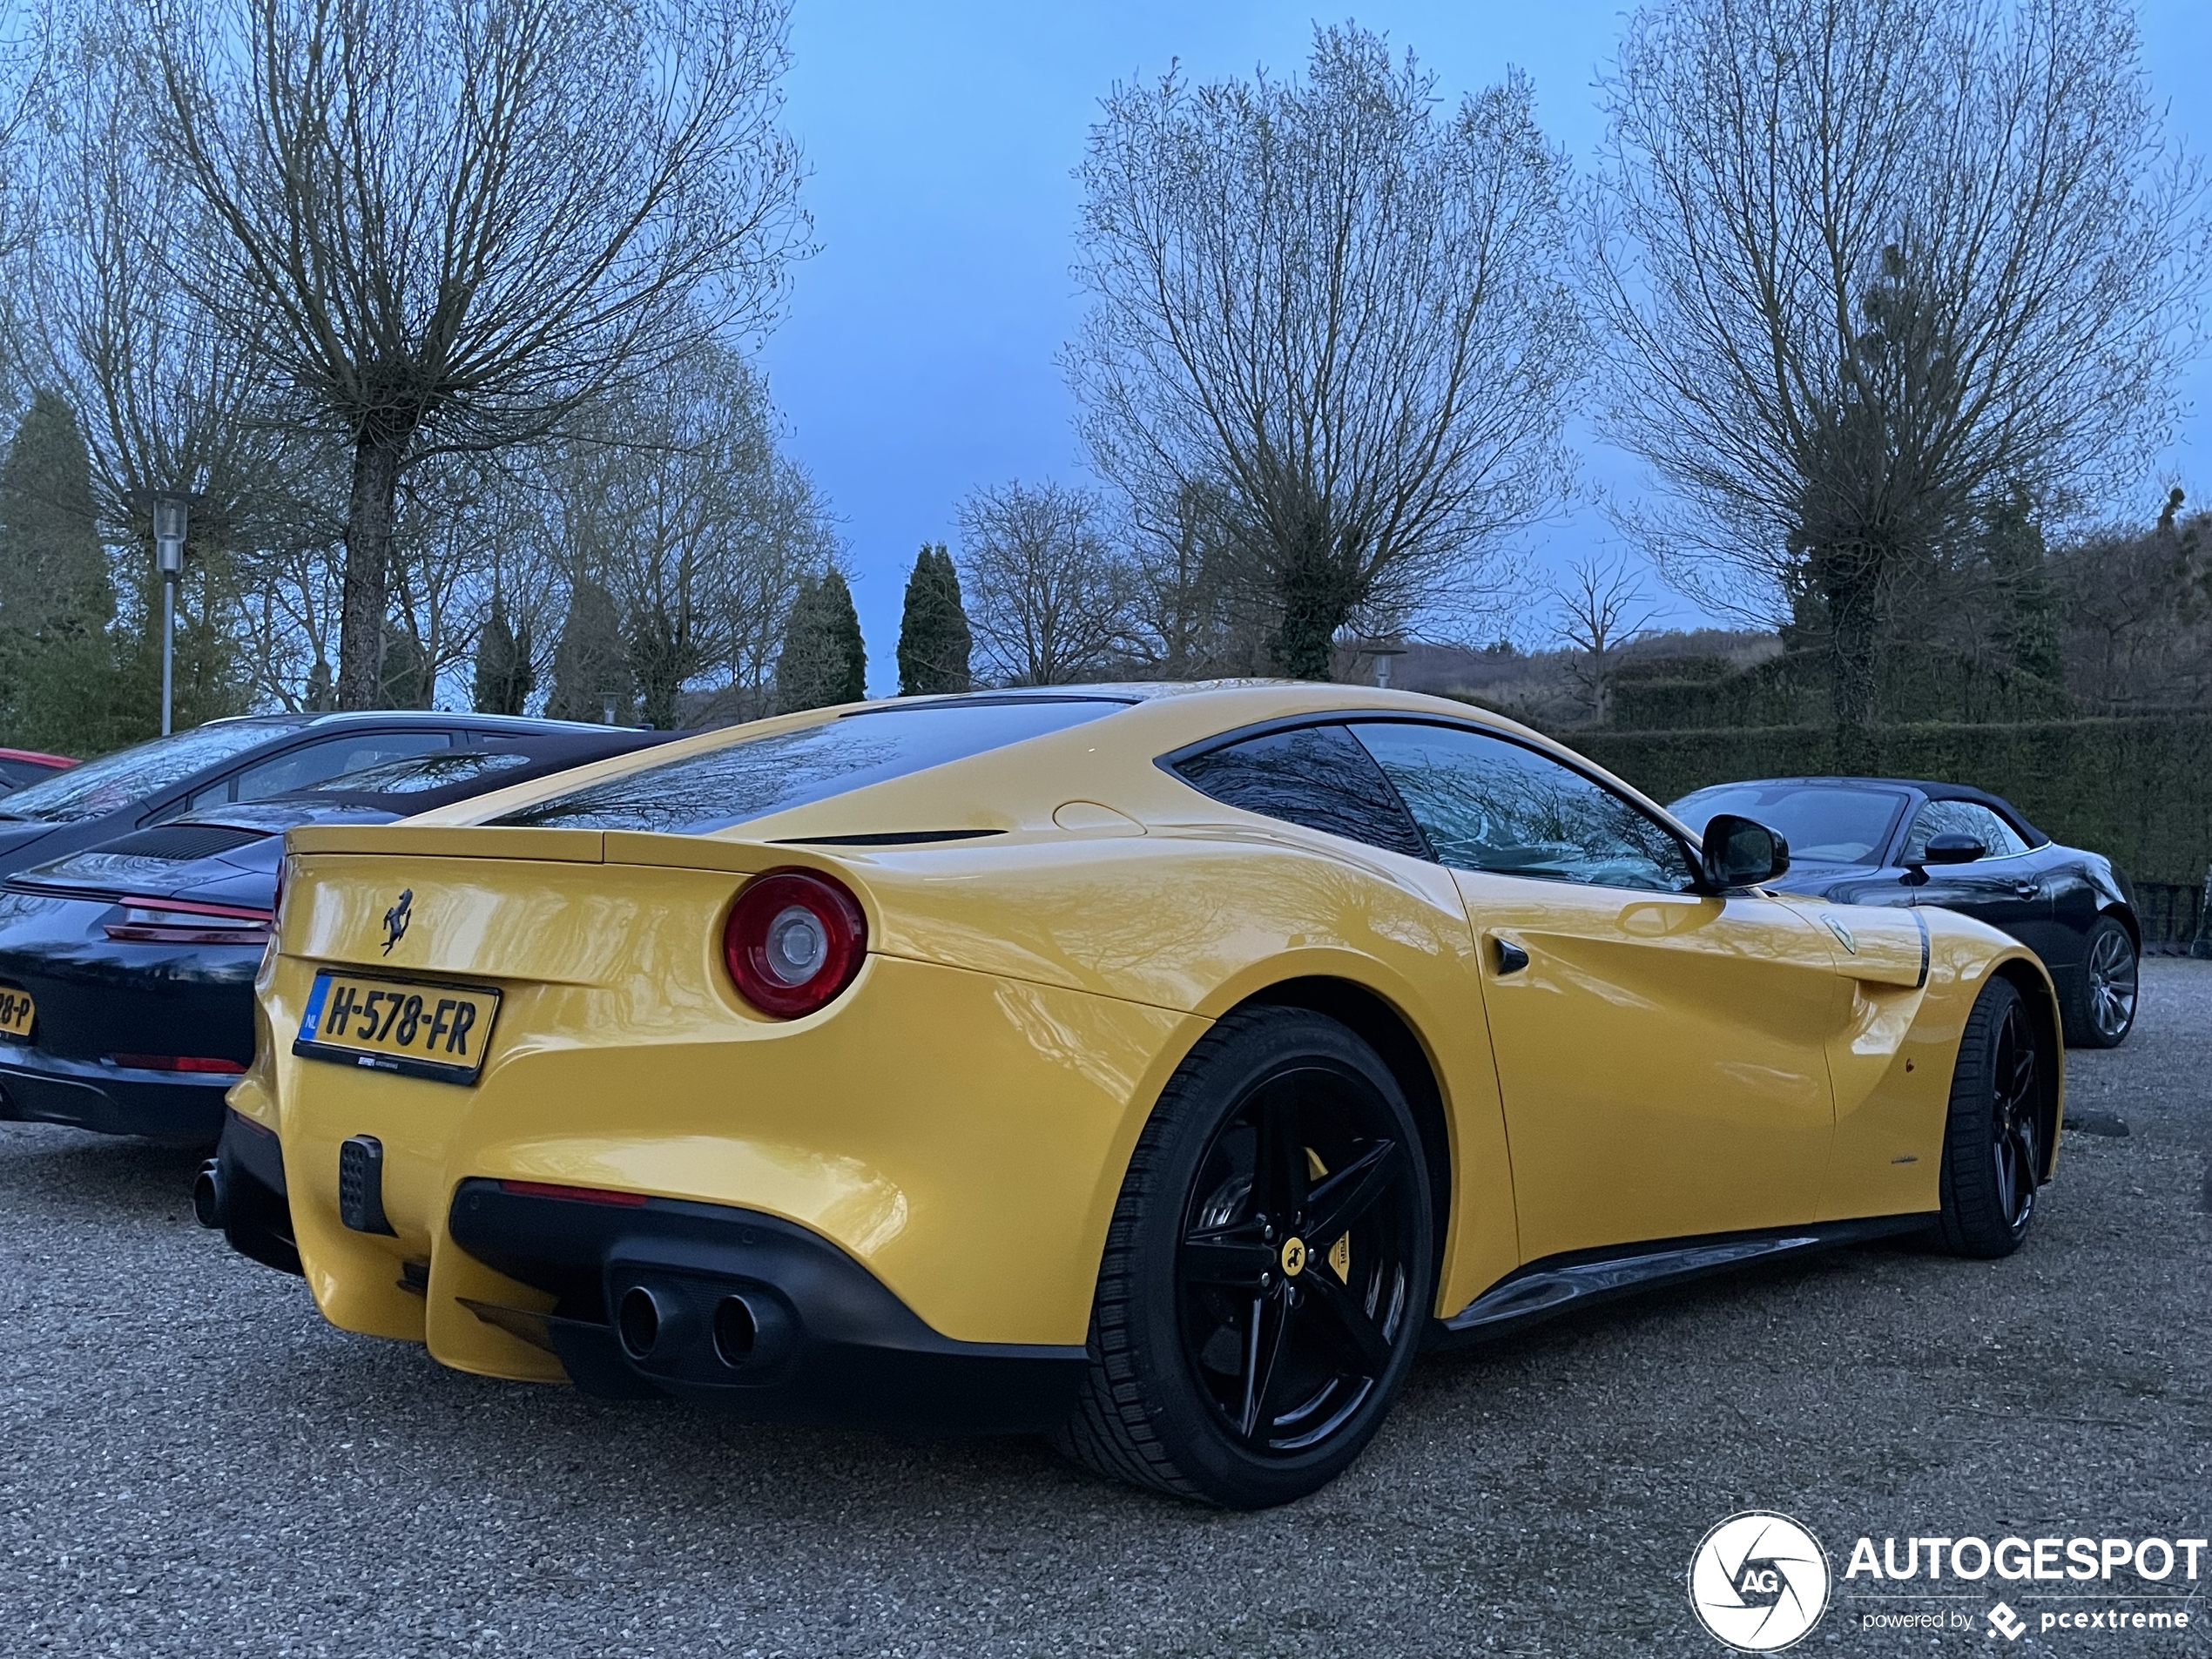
(109, 1055), (247, 1074)
(496, 1180), (650, 1207)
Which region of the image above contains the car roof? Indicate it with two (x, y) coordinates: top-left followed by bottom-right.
(393, 678), (1705, 846)
(202, 710), (642, 734)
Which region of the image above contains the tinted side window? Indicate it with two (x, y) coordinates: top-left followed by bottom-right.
(1173, 725), (1428, 857)
(1351, 723), (1699, 893)
(1904, 799), (2029, 860)
(232, 732), (454, 802)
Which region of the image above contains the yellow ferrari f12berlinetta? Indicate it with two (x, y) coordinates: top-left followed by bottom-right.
(206, 684), (2061, 1507)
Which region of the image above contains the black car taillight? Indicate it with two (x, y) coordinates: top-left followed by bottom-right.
(721, 869), (867, 1019)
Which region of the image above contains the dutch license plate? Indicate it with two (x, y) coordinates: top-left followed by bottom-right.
(0, 985), (31, 1040)
(293, 972), (500, 1085)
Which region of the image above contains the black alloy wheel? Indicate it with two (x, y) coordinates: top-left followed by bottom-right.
(1177, 1064), (1420, 1454)
(2075, 917), (2138, 1049)
(1054, 1008), (1433, 1507)
(1986, 995), (2041, 1233)
(1935, 976), (2047, 1258)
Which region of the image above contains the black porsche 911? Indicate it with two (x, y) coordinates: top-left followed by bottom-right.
(1670, 775), (2140, 1049)
(0, 721), (671, 1143)
(0, 710), (588, 880)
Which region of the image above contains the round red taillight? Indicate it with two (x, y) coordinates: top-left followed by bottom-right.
(722, 869), (867, 1018)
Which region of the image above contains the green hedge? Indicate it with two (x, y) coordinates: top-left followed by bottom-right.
(1571, 716), (2212, 886)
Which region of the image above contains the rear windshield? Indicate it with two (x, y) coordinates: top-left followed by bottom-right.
(489, 698), (1130, 834)
(1671, 783), (1909, 866)
(0, 722), (293, 824)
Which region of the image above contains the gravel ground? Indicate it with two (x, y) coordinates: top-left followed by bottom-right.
(3, 962), (2207, 1658)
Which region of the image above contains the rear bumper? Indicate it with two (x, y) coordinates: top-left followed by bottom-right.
(0, 1047), (233, 1143)
(445, 1179), (1085, 1434)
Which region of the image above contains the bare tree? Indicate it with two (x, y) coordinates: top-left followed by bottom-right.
(1591, 0), (2210, 745)
(145, 0), (812, 709)
(960, 481), (1136, 686)
(1112, 478), (1272, 680)
(534, 340), (833, 725)
(14, 7), (336, 715)
(0, 0), (55, 283)
(1551, 552), (1666, 723)
(1069, 24), (1584, 679)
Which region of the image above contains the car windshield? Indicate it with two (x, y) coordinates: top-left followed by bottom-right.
(1670, 783), (1909, 866)
(489, 697), (1131, 834)
(0, 722), (293, 824)
(297, 750), (535, 798)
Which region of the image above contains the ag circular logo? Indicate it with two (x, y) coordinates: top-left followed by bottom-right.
(1688, 1511), (1831, 1651)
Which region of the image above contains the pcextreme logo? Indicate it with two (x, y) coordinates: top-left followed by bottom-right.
(1689, 1512), (1832, 1652)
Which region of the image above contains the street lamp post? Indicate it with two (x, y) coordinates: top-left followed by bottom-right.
(152, 494), (190, 737)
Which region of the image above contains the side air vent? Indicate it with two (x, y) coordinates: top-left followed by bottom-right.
(770, 829), (1007, 846)
(95, 825), (270, 861)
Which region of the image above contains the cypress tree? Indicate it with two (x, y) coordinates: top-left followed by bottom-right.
(0, 391), (125, 752)
(379, 622), (431, 709)
(473, 597), (535, 715)
(775, 570), (867, 713)
(896, 543), (973, 695)
(546, 579), (631, 722)
(825, 570), (867, 704)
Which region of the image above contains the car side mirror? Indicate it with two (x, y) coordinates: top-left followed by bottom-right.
(1702, 813), (1790, 889)
(1921, 833), (1986, 866)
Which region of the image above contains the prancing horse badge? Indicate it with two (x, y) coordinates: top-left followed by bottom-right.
(382, 888), (414, 955)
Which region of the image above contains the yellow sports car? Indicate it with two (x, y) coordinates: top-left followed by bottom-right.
(208, 684), (2060, 1507)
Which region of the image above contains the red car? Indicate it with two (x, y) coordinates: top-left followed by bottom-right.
(0, 750), (76, 794)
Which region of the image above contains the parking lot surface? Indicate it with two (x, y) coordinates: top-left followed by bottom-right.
(3, 962), (2207, 1657)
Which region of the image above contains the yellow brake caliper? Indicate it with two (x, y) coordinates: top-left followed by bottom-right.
(1305, 1149), (1352, 1283)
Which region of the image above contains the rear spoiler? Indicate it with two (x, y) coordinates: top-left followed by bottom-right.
(282, 824), (795, 877)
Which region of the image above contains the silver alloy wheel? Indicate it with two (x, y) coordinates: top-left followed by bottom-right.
(2087, 925), (2138, 1042)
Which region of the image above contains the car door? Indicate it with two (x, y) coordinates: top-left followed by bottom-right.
(1349, 721), (1847, 1261)
(1899, 799), (2060, 961)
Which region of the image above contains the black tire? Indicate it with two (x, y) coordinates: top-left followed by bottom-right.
(2062, 915), (2138, 1049)
(1051, 1007), (1434, 1508)
(1934, 976), (2047, 1258)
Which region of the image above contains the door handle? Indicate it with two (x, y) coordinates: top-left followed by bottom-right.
(1493, 936), (1530, 975)
(2013, 882), (2041, 899)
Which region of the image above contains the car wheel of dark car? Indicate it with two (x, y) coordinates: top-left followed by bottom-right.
(1052, 1007), (1434, 1508)
(2065, 915), (2138, 1049)
(1934, 977), (2047, 1259)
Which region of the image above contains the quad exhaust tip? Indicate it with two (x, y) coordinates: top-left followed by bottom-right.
(192, 1159), (224, 1231)
(611, 1279), (776, 1374)
(616, 1285), (662, 1359)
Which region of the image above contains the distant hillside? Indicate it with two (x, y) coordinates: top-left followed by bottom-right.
(1386, 630), (1783, 728)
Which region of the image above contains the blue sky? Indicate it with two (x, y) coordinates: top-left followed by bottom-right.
(757, 1), (2212, 692)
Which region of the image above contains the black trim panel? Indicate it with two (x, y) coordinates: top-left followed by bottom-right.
(208, 1109), (302, 1276)
(1433, 1215), (1935, 1345)
(446, 1180), (1085, 1434)
(0, 1051), (233, 1143)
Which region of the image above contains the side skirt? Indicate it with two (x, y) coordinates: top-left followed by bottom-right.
(1429, 1214), (1937, 1348)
